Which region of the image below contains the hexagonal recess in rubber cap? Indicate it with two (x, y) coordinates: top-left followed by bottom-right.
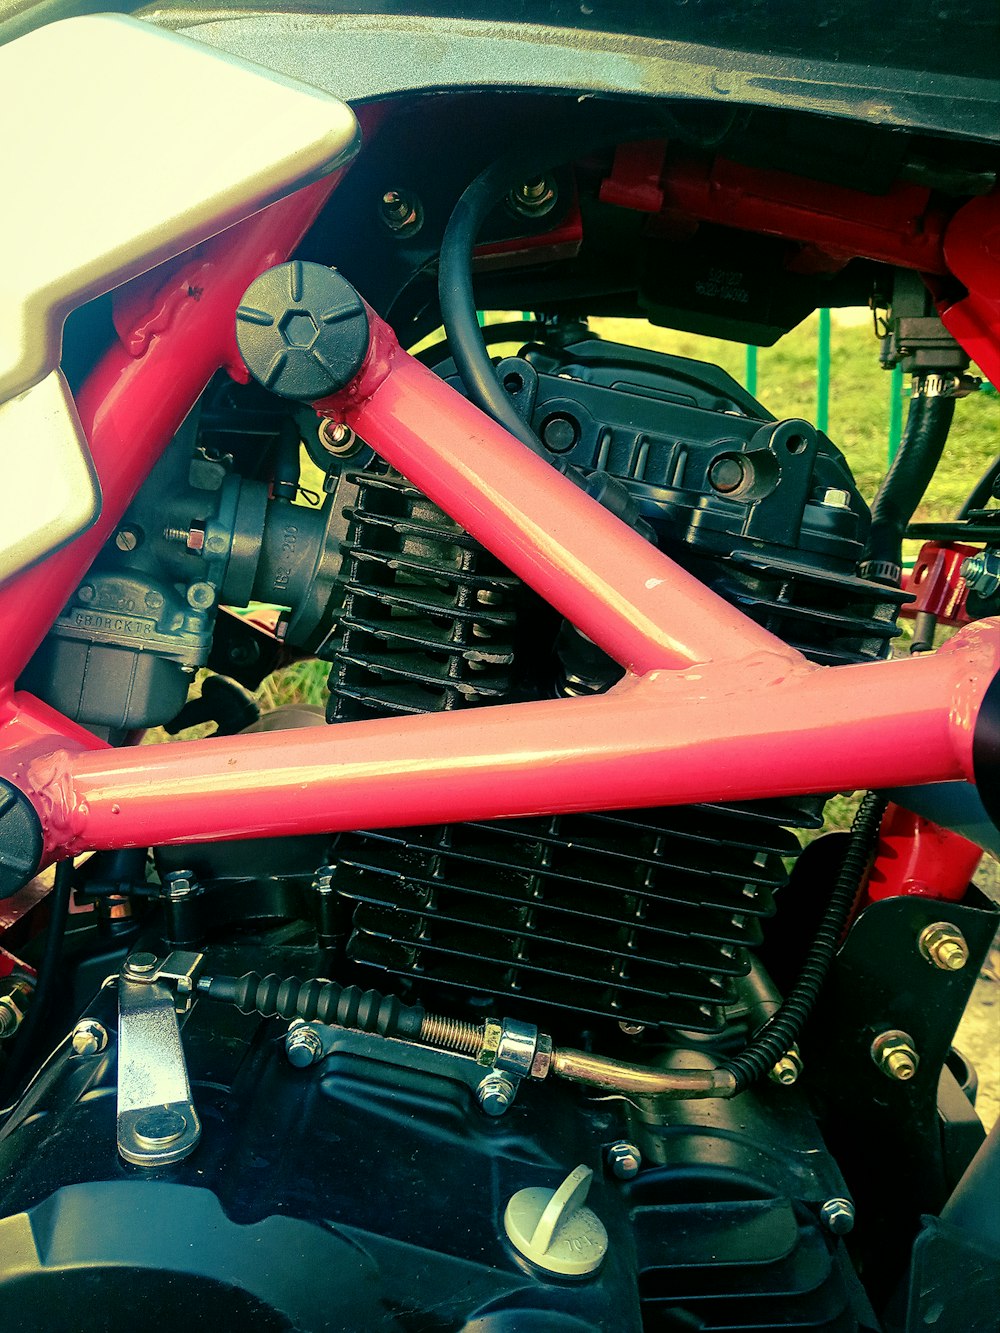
(0, 779), (43, 899)
(236, 261), (369, 401)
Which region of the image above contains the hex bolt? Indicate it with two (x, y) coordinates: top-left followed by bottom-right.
(820, 488), (852, 510)
(318, 418), (358, 456)
(607, 1141), (642, 1180)
(379, 189), (422, 234)
(123, 952), (159, 980)
(820, 1198), (856, 1235)
(285, 1021), (325, 1068)
(508, 177), (557, 217)
(0, 980), (33, 1039)
(918, 922), (970, 971)
(770, 1046), (803, 1086)
(476, 1071), (518, 1117)
(871, 1029), (919, 1082)
(961, 550), (1000, 598)
(71, 1018), (109, 1057)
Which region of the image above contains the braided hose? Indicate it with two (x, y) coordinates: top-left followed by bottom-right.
(720, 791), (887, 1092)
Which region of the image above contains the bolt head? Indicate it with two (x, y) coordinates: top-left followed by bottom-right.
(607, 1141), (641, 1180)
(820, 488), (852, 510)
(820, 1198), (855, 1235)
(618, 1021), (645, 1037)
(477, 1072), (517, 1116)
(285, 1024), (324, 1068)
(872, 1029), (919, 1081)
(124, 952), (159, 978)
(919, 922), (969, 971)
(115, 527), (140, 553)
(71, 1019), (108, 1056)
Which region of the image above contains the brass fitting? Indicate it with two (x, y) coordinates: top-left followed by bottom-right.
(770, 1046), (803, 1086)
(872, 1029), (919, 1081)
(0, 978), (32, 1039)
(918, 922), (969, 971)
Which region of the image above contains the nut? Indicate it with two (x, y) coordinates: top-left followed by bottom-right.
(476, 1071), (517, 1117)
(919, 922), (969, 971)
(607, 1141), (641, 1180)
(0, 982), (32, 1039)
(820, 1197), (855, 1235)
(770, 1046), (803, 1086)
(871, 1029), (919, 1082)
(71, 1018), (109, 1056)
(285, 1022), (325, 1069)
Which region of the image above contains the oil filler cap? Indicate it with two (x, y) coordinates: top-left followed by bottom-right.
(503, 1164), (608, 1277)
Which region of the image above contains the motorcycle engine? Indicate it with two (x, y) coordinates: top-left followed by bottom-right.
(4, 332), (898, 1331)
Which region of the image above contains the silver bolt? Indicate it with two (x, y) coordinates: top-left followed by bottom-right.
(508, 177), (558, 217)
(476, 1071), (518, 1117)
(115, 527), (140, 553)
(961, 551), (1000, 599)
(872, 1029), (920, 1082)
(820, 1197), (856, 1235)
(607, 1141), (642, 1180)
(820, 488), (852, 510)
(187, 581), (215, 610)
(124, 952), (159, 979)
(618, 1021), (645, 1037)
(71, 1018), (109, 1057)
(77, 583), (96, 604)
(285, 1022), (325, 1068)
(379, 189), (422, 234)
(919, 922), (969, 971)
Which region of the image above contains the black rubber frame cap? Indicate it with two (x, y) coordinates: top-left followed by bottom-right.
(973, 670), (1000, 832)
(0, 779), (43, 899)
(235, 261), (369, 402)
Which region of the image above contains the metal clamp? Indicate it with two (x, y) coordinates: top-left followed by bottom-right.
(117, 950), (204, 1168)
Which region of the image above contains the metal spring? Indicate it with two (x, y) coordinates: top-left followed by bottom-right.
(420, 1013), (484, 1057)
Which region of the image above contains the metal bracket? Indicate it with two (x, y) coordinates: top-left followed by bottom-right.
(116, 950), (204, 1168)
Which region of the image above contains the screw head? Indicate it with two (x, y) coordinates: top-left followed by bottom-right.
(919, 922), (969, 971)
(71, 1018), (109, 1056)
(476, 1071), (517, 1116)
(872, 1029), (919, 1081)
(607, 1141), (641, 1180)
(114, 527), (140, 553)
(285, 1024), (325, 1068)
(820, 1197), (855, 1235)
(820, 488), (852, 510)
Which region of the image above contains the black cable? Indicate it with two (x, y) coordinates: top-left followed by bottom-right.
(862, 391), (956, 586)
(0, 857), (74, 1104)
(201, 970), (426, 1041)
(414, 319), (547, 368)
(721, 792), (887, 1093)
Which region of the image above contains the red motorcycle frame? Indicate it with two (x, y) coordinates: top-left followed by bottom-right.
(0, 148), (998, 885)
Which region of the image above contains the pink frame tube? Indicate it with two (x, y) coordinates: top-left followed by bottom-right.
(0, 185), (998, 867)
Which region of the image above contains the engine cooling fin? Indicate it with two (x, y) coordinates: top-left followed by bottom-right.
(331, 798), (822, 1033)
(325, 468), (537, 721)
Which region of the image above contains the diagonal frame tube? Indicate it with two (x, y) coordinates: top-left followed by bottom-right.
(1, 211), (998, 863)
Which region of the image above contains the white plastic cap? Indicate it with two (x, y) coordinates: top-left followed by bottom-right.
(503, 1164), (609, 1277)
